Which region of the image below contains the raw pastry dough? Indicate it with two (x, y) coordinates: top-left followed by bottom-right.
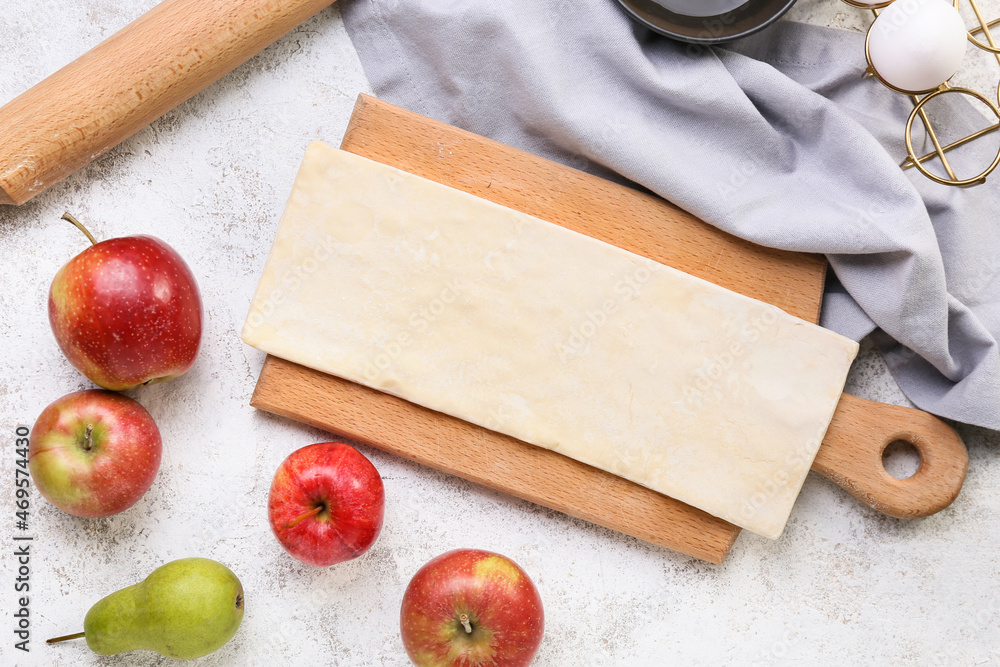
(243, 142), (859, 539)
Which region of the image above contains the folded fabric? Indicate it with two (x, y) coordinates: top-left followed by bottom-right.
(342, 0), (1000, 431)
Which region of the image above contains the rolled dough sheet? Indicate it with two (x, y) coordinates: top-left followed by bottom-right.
(243, 142), (859, 539)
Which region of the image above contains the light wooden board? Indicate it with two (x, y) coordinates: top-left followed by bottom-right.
(251, 95), (825, 564)
(336, 98), (828, 320)
(254, 354), (741, 563)
(250, 95), (967, 563)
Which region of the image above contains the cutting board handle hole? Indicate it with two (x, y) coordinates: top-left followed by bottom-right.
(882, 440), (921, 480)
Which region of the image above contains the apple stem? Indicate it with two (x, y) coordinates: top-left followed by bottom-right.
(83, 424), (94, 451)
(279, 505), (324, 532)
(61, 212), (98, 246)
(459, 613), (473, 634)
(47, 631), (86, 644)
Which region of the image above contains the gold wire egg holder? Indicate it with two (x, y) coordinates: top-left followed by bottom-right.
(842, 0), (1000, 186)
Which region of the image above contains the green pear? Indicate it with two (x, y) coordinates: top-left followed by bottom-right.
(49, 558), (244, 660)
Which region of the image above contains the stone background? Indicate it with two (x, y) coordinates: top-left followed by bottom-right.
(1, 1), (998, 664)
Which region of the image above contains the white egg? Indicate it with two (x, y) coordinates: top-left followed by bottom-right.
(867, 0), (968, 93)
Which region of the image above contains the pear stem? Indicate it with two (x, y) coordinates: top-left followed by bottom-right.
(459, 614), (473, 634)
(62, 212), (98, 246)
(47, 631), (86, 644)
(279, 505), (323, 532)
(83, 424), (94, 451)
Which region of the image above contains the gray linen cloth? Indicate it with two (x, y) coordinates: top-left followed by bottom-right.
(341, 0), (1000, 430)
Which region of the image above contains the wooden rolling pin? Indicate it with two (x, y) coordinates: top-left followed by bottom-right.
(0, 0), (335, 206)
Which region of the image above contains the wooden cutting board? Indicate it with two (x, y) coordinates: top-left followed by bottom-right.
(249, 94), (967, 564)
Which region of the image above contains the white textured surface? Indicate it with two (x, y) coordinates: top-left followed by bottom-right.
(1, 1), (999, 665)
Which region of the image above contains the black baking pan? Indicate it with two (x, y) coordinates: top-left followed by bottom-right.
(616, 0), (798, 44)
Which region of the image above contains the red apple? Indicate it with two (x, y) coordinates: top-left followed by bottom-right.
(400, 549), (544, 667)
(268, 442), (385, 567)
(48, 214), (202, 391)
(28, 390), (162, 518)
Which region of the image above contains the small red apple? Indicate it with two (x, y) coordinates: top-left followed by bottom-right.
(268, 442), (385, 567)
(48, 213), (202, 391)
(400, 549), (544, 667)
(28, 390), (162, 518)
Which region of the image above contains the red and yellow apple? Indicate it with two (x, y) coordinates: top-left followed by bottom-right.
(400, 549), (544, 667)
(29, 390), (162, 518)
(268, 442), (385, 567)
(48, 216), (202, 391)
